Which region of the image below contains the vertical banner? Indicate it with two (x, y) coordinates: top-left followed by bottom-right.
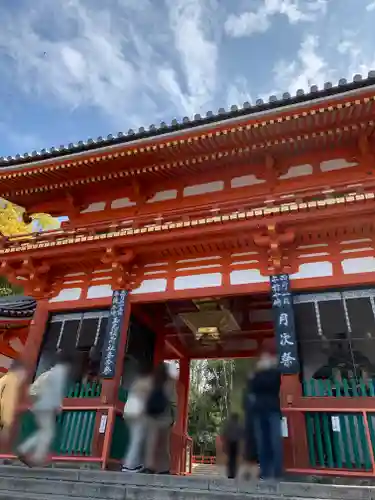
(100, 289), (128, 378)
(270, 274), (299, 374)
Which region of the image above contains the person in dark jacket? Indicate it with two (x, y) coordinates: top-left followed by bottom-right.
(221, 413), (242, 479)
(242, 379), (258, 479)
(251, 347), (282, 479)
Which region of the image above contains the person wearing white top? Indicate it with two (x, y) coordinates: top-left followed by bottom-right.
(17, 351), (73, 467)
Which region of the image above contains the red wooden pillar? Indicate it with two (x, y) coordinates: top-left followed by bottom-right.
(177, 357), (190, 435)
(20, 299), (50, 379)
(153, 331), (165, 367)
(175, 357), (190, 474)
(8, 299), (50, 452)
(97, 296), (131, 467)
(281, 374), (309, 469)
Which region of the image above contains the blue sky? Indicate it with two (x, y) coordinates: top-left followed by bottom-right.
(0, 0), (374, 157)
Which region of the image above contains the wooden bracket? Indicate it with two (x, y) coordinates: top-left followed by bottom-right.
(101, 248), (140, 290)
(253, 224), (296, 274)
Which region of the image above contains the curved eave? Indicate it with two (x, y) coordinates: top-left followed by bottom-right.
(1, 96), (375, 209)
(0, 74), (374, 171)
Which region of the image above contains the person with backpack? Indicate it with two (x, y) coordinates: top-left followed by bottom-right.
(142, 362), (177, 474)
(122, 365), (153, 472)
(17, 350), (75, 466)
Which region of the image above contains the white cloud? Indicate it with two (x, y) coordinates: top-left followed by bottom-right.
(225, 0), (327, 37)
(273, 35), (330, 94)
(163, 0), (219, 115)
(366, 1), (375, 11)
(0, 0), (221, 127)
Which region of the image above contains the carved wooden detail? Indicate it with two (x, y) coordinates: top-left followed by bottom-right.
(253, 224), (296, 274)
(0, 258), (56, 299)
(101, 247), (141, 291)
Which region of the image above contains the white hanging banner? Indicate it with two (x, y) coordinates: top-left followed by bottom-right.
(281, 416), (288, 438)
(331, 416), (341, 432)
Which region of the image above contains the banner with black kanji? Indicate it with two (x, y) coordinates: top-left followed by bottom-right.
(99, 289), (128, 378)
(270, 274), (300, 374)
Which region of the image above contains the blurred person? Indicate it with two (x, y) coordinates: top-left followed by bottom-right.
(17, 350), (75, 467)
(122, 365), (153, 472)
(143, 362), (177, 474)
(0, 360), (27, 445)
(221, 412), (242, 479)
(242, 374), (259, 481)
(250, 346), (282, 480)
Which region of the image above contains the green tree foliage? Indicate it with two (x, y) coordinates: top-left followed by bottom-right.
(188, 358), (252, 455)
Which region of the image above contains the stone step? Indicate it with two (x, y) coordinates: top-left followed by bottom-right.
(0, 466), (373, 500)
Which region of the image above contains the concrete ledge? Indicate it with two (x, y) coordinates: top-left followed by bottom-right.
(0, 466), (374, 500)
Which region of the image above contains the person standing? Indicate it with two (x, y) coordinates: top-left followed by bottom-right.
(122, 366), (152, 472)
(143, 362), (177, 474)
(221, 413), (242, 479)
(242, 377), (259, 480)
(251, 347), (282, 480)
(0, 360), (27, 445)
(17, 351), (74, 467)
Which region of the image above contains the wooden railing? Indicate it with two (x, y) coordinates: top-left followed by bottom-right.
(284, 377), (375, 477)
(192, 455), (216, 465)
(0, 381), (189, 474)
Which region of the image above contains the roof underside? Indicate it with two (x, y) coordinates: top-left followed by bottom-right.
(0, 72), (374, 170)
(0, 296), (36, 319)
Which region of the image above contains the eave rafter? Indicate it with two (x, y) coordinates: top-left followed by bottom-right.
(1, 95), (375, 207)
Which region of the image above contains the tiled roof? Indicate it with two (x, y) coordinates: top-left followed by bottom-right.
(1, 71), (375, 169)
(0, 296), (36, 318)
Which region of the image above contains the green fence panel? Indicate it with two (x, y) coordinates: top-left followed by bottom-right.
(109, 414), (129, 461)
(305, 412), (371, 470)
(302, 378), (374, 471)
(66, 381), (102, 398)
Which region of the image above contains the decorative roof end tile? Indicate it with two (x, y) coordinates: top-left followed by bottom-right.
(353, 74), (362, 82)
(117, 132), (124, 138)
(107, 134), (113, 140)
(368, 70), (375, 79)
(127, 129), (135, 135)
(269, 95), (278, 103)
(338, 78), (347, 86)
(160, 121), (168, 128)
(243, 101), (251, 109)
(296, 89), (304, 97)
(171, 119), (178, 126)
(206, 110), (214, 117)
(282, 92), (291, 100)
(182, 117), (190, 123)
(194, 114), (202, 120)
(324, 82), (333, 90)
(310, 85), (318, 93)
(230, 105), (238, 112)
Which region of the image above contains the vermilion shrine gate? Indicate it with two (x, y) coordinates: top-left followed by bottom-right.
(1, 73), (375, 476)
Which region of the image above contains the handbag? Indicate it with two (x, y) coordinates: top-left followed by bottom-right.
(123, 393), (144, 418)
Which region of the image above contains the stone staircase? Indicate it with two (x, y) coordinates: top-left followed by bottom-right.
(191, 462), (222, 476)
(0, 465), (374, 500)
